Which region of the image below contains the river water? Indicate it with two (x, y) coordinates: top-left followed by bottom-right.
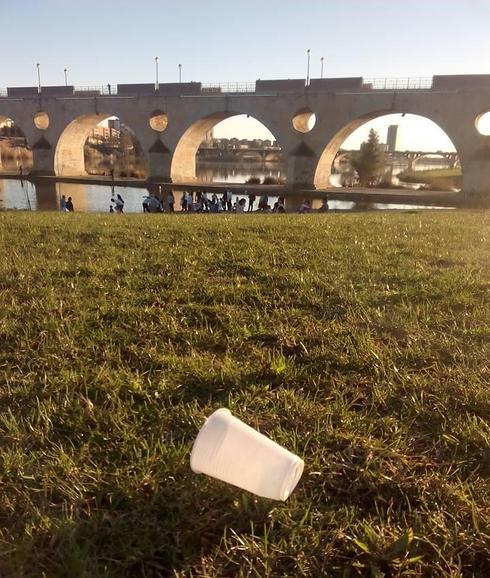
(0, 163), (454, 213)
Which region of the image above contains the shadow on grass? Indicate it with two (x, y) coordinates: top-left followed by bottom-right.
(6, 464), (276, 577)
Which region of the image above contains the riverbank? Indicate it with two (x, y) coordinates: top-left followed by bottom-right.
(397, 167), (462, 191)
(0, 212), (488, 577)
(1, 172), (478, 207)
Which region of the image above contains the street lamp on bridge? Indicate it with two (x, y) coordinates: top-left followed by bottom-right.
(36, 63), (41, 93)
(306, 49), (311, 86)
(320, 56), (324, 79)
(155, 56), (159, 90)
(64, 68), (68, 86)
(178, 63), (182, 83)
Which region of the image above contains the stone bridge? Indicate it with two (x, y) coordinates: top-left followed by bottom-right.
(197, 145), (281, 163)
(1, 75), (490, 198)
(398, 151), (460, 170)
(334, 150), (460, 171)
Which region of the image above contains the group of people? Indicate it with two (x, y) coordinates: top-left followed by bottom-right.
(59, 189), (329, 214)
(110, 194), (125, 213)
(175, 190), (290, 213)
(142, 191), (172, 213)
(180, 190), (247, 213)
(59, 195), (74, 212)
(298, 198), (330, 213)
(110, 189), (290, 214)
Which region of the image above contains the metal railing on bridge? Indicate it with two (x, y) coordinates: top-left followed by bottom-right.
(73, 85), (114, 96)
(362, 77), (433, 90)
(0, 77), (438, 98)
(201, 82), (256, 94)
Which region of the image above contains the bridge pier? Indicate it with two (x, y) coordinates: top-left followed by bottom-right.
(31, 137), (56, 176)
(462, 158), (490, 201)
(35, 181), (59, 210)
(285, 143), (318, 190)
(147, 139), (172, 181)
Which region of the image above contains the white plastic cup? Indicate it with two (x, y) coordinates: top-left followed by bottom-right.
(190, 408), (304, 501)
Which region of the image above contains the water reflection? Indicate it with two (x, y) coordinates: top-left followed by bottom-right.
(196, 163), (284, 184)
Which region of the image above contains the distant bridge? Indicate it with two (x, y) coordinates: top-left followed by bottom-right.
(334, 149), (460, 171)
(197, 145), (282, 162)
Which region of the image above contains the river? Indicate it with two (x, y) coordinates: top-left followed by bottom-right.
(0, 162), (455, 212)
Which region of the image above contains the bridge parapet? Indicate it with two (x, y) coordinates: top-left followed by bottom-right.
(6, 85), (75, 97)
(118, 82), (202, 95)
(433, 74), (490, 90)
(3, 74), (490, 99)
(309, 77), (363, 90)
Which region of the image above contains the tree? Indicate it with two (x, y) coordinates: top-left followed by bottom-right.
(350, 128), (386, 187)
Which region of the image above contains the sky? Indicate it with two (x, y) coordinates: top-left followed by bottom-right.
(1, 0), (489, 151)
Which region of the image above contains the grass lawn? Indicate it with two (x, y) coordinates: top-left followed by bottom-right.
(0, 211), (488, 577)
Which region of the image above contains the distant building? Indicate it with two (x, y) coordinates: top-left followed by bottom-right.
(108, 118), (120, 131)
(387, 125), (399, 152)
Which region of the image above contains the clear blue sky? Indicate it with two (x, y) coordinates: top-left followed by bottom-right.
(1, 0), (489, 149)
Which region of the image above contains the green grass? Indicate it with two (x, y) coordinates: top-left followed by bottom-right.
(0, 211), (488, 577)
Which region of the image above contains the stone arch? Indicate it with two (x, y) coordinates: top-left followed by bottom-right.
(0, 114), (32, 172)
(170, 111), (282, 183)
(54, 113), (149, 177)
(313, 111), (461, 189)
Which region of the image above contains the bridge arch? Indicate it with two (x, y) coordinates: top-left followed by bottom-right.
(170, 111), (282, 183)
(313, 111), (460, 189)
(54, 113), (148, 177)
(0, 114), (32, 172)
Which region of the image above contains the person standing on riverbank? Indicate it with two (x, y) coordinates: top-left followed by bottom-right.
(318, 197), (329, 212)
(65, 197), (74, 212)
(180, 193), (187, 212)
(225, 189), (233, 211)
(59, 195), (67, 211)
(248, 192), (256, 212)
(167, 191), (175, 212)
(258, 192), (268, 211)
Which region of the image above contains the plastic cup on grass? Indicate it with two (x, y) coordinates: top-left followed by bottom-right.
(190, 408), (304, 501)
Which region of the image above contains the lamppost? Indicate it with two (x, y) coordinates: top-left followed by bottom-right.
(155, 56), (159, 90)
(64, 68), (68, 86)
(306, 49), (311, 86)
(36, 63), (41, 93)
(320, 57), (324, 79)
(178, 63), (182, 83)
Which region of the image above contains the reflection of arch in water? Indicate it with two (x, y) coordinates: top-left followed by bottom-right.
(36, 181), (59, 210)
(313, 112), (460, 189)
(0, 114), (32, 172)
(54, 113), (148, 177)
(264, 152), (282, 163)
(172, 112), (282, 183)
